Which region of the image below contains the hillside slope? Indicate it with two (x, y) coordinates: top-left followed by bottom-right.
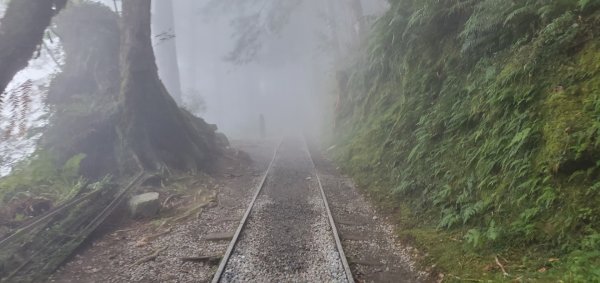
(334, 0), (600, 280)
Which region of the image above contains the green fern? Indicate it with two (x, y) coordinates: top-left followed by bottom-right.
(334, 0), (600, 278)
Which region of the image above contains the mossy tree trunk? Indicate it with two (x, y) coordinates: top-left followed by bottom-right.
(0, 0), (67, 99)
(119, 0), (216, 173)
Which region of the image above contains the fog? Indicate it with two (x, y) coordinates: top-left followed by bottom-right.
(162, 0), (388, 139)
(0, 0), (388, 175)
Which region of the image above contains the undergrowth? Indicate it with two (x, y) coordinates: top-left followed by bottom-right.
(0, 152), (88, 215)
(334, 0), (600, 280)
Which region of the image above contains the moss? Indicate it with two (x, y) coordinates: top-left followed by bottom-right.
(537, 42), (600, 174)
(540, 89), (593, 171)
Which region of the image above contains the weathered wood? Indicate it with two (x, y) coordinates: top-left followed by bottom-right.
(132, 246), (167, 265)
(204, 232), (234, 241)
(348, 259), (384, 266)
(335, 218), (366, 226)
(180, 256), (222, 265)
(215, 217), (241, 223)
(340, 232), (369, 241)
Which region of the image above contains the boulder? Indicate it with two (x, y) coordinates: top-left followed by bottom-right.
(129, 192), (160, 218)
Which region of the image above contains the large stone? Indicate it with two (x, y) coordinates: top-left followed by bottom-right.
(129, 192), (160, 218)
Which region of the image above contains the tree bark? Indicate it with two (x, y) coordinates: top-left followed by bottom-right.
(152, 0), (183, 104)
(119, 0), (217, 172)
(0, 0), (67, 100)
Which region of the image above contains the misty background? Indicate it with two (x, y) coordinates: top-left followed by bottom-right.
(0, 0), (388, 174)
(164, 0), (388, 138)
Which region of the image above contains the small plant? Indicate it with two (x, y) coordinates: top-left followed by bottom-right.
(0, 151), (88, 222)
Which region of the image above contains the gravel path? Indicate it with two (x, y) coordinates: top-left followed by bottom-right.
(220, 138), (348, 282)
(48, 140), (276, 283)
(309, 144), (439, 283)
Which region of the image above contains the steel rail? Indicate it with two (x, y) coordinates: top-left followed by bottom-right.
(211, 139), (282, 283)
(211, 137), (354, 283)
(303, 137), (355, 283)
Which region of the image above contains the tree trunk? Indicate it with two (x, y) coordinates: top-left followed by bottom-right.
(152, 0), (183, 104)
(119, 0), (217, 172)
(0, 0), (67, 99)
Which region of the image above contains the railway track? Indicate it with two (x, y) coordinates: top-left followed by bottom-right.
(212, 137), (354, 283)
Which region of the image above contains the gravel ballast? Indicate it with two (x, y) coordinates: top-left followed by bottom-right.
(48, 140), (276, 283)
(220, 138), (348, 282)
(309, 144), (438, 282)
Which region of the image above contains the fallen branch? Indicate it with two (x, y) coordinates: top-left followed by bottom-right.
(162, 194), (181, 208)
(146, 227), (172, 241)
(172, 201), (214, 223)
(135, 228), (172, 247)
(133, 246), (167, 265)
(495, 255), (509, 276)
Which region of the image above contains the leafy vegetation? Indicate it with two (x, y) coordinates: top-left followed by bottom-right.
(0, 152), (86, 197)
(0, 152), (88, 223)
(0, 173), (117, 282)
(334, 0), (600, 279)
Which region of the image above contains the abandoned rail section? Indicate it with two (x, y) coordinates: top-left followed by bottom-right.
(212, 137), (353, 282)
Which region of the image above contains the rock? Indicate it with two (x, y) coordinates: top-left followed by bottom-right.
(129, 192), (160, 218)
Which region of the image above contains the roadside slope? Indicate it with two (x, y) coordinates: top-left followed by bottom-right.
(334, 1), (600, 280)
